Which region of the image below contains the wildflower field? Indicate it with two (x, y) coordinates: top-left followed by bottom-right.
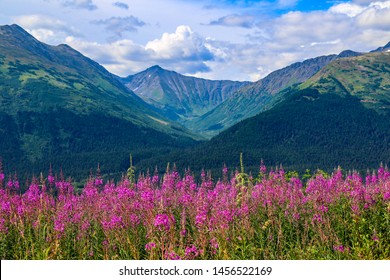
(0, 162), (389, 260)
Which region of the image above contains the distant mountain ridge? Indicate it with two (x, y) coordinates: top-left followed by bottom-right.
(185, 50), (363, 137)
(137, 50), (390, 174)
(123, 47), (363, 138)
(2, 23), (390, 179)
(371, 41), (390, 53)
(0, 24), (162, 127)
(0, 24), (198, 179)
(121, 65), (249, 122)
(301, 51), (390, 114)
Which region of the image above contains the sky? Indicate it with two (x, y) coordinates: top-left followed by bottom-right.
(1, 0), (390, 81)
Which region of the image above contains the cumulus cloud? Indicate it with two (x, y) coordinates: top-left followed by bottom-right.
(209, 14), (256, 28)
(329, 3), (366, 17)
(329, 1), (390, 30)
(235, 0), (390, 80)
(146, 26), (214, 63)
(356, 4), (390, 29)
(66, 25), (217, 76)
(204, 0), (298, 9)
(92, 16), (146, 39)
(14, 14), (81, 44)
(59, 0), (97, 10)
(269, 11), (352, 51)
(113, 1), (129, 10)
(65, 36), (150, 66)
(43, 0), (390, 81)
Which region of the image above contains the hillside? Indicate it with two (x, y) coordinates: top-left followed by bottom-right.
(136, 51), (390, 174)
(188, 50), (362, 137)
(0, 24), (198, 179)
(301, 51), (390, 113)
(121, 65), (248, 122)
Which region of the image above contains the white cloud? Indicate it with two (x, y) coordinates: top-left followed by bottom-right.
(145, 25), (214, 63)
(309, 39), (341, 47)
(113, 1), (129, 10)
(209, 14), (256, 28)
(330, 3), (365, 17)
(11, 0), (390, 82)
(59, 0), (97, 10)
(66, 26), (217, 76)
(352, 0), (388, 4)
(357, 4), (390, 29)
(195, 0), (390, 81)
(14, 14), (81, 44)
(65, 36), (151, 74)
(92, 16), (146, 39)
(271, 11), (352, 49)
(330, 1), (390, 30)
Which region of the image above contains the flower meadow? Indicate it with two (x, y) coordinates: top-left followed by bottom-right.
(0, 161), (389, 260)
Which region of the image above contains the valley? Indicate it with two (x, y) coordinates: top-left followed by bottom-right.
(1, 24), (390, 180)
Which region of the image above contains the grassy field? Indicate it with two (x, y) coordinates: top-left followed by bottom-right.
(0, 162), (389, 260)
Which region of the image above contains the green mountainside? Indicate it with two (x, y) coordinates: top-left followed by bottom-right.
(2, 24), (390, 180)
(301, 52), (390, 113)
(121, 65), (248, 123)
(0, 24), (198, 179)
(187, 50), (361, 137)
(136, 51), (390, 175)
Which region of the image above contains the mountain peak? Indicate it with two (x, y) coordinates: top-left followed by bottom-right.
(0, 23), (49, 56)
(0, 24), (23, 32)
(370, 41), (390, 53)
(146, 65), (166, 73)
(149, 65), (163, 70)
(0, 24), (36, 39)
(142, 65), (180, 77)
(337, 50), (362, 58)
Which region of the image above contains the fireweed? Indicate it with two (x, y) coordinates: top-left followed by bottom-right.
(0, 164), (389, 260)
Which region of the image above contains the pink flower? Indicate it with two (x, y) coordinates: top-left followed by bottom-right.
(292, 213), (300, 220)
(47, 175), (55, 185)
(165, 252), (181, 260)
(210, 238), (219, 254)
(222, 166), (228, 174)
(185, 245), (199, 259)
(81, 221), (90, 232)
(54, 220), (65, 233)
(129, 214), (140, 227)
(145, 242), (156, 251)
(101, 215), (123, 231)
(13, 180), (19, 191)
(333, 245), (345, 253)
(260, 160), (266, 174)
(312, 214), (323, 224)
(1, 201), (11, 213)
(319, 205), (329, 213)
(6, 180), (13, 189)
(94, 178), (103, 186)
(154, 214), (174, 231)
(195, 212), (207, 227)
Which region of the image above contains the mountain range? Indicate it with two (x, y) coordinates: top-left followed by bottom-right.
(136, 50), (390, 174)
(0, 24), (197, 179)
(1, 24), (390, 179)
(121, 50), (363, 138)
(121, 65), (248, 124)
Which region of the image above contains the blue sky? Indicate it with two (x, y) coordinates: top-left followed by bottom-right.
(0, 0), (390, 81)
